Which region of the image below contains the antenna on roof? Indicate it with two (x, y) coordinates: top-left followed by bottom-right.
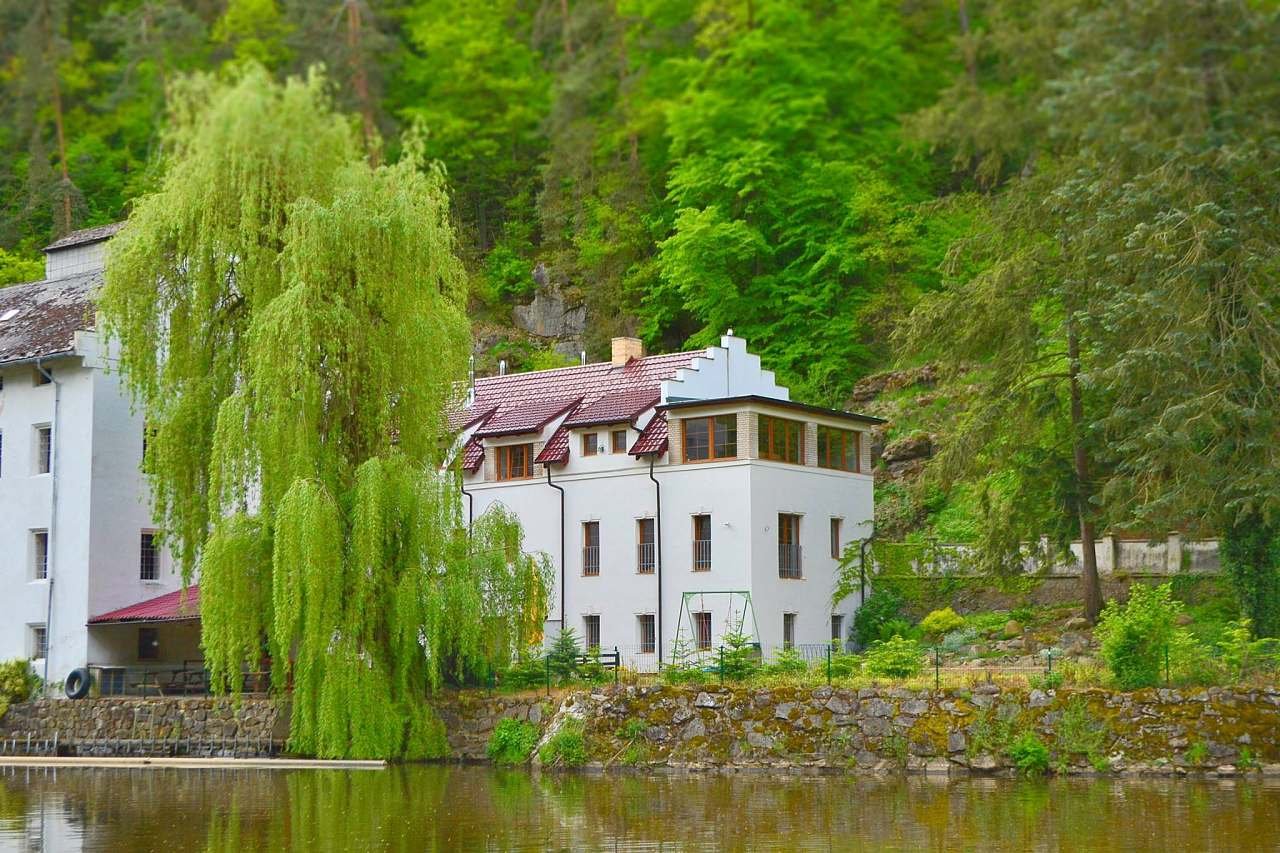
(580, 351), (587, 365)
(499, 359), (507, 376)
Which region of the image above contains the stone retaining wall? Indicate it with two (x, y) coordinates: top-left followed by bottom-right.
(0, 697), (286, 752)
(4, 685), (1279, 774)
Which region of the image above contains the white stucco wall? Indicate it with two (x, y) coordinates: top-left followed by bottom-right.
(660, 334), (789, 403)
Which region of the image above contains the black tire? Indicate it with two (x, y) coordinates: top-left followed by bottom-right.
(64, 668), (91, 700)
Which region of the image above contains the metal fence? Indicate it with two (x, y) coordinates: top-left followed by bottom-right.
(692, 539), (712, 571)
(83, 662), (268, 697)
(778, 544), (802, 578)
(636, 542), (656, 574)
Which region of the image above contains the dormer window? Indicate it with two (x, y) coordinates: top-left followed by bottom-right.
(582, 433), (599, 456)
(496, 443), (534, 480)
(611, 430), (627, 452)
(682, 415), (736, 462)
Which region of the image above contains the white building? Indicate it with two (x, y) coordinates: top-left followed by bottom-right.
(0, 225), (193, 692)
(455, 335), (879, 667)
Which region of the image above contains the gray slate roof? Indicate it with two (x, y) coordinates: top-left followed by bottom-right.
(43, 222), (124, 252)
(0, 272), (98, 366)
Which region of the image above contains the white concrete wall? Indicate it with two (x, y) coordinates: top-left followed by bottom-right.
(0, 355), (96, 684)
(464, 418), (872, 664)
(660, 334), (789, 403)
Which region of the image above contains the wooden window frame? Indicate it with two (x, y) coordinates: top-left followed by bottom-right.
(817, 425), (860, 473)
(757, 414), (805, 464)
(582, 433), (599, 457)
(495, 443), (535, 480)
(830, 518), (842, 560)
(692, 514), (712, 572)
(681, 415), (737, 462)
(638, 614), (656, 654)
(582, 521), (601, 576)
(611, 429), (628, 453)
(693, 611), (713, 651)
(636, 518), (656, 574)
(778, 513), (802, 579)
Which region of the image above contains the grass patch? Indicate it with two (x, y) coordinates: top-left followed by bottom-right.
(539, 719), (588, 767)
(486, 719), (540, 766)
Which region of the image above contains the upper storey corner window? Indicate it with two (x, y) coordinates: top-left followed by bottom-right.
(682, 415), (737, 462)
(496, 443), (534, 480)
(758, 415), (805, 464)
(817, 426), (860, 473)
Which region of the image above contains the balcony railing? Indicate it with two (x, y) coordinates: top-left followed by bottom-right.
(779, 543), (803, 578)
(583, 545), (600, 576)
(637, 541), (656, 573)
(692, 539), (712, 571)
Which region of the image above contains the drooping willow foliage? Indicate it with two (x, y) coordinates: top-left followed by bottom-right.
(98, 65), (551, 759)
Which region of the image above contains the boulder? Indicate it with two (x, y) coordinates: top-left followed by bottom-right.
(1002, 620), (1023, 640)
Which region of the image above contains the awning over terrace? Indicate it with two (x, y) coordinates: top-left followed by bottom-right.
(89, 586), (201, 625)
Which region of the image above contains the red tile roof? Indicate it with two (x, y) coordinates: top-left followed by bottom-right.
(461, 436), (485, 472)
(563, 388), (661, 428)
(472, 396), (581, 438)
(454, 350), (699, 447)
(89, 586), (201, 624)
(534, 426), (571, 464)
(629, 413), (669, 456)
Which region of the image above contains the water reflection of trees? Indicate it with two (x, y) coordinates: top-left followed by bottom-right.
(1, 767), (1279, 851)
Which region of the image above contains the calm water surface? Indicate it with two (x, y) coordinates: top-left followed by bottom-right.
(0, 765), (1276, 852)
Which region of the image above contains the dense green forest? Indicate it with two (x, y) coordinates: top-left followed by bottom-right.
(2, 0), (1278, 616)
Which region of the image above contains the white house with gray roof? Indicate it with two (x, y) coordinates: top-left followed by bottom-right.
(0, 226), (192, 693)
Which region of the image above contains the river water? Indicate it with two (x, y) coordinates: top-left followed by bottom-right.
(0, 765), (1276, 852)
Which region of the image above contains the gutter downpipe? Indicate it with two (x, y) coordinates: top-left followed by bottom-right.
(35, 358), (60, 693)
(648, 455), (664, 666)
(545, 466), (566, 636)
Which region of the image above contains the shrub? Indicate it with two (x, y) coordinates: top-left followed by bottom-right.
(940, 628), (976, 655)
(828, 648), (861, 679)
(1216, 619), (1280, 682)
(538, 719), (587, 767)
(0, 659), (37, 705)
(1053, 697), (1107, 769)
(1184, 740), (1209, 766)
(617, 719), (647, 740)
(503, 649), (548, 691)
(967, 709), (1015, 758)
(920, 607), (965, 639)
(765, 647), (809, 676)
(487, 719), (540, 766)
(863, 635), (924, 678)
(1007, 731), (1050, 776)
(854, 589), (906, 647)
(1028, 671), (1064, 691)
(1239, 746), (1258, 770)
(1095, 583), (1189, 689)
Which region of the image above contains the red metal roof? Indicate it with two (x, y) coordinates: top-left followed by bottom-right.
(534, 426), (571, 464)
(89, 586), (201, 624)
(461, 436), (485, 472)
(472, 396), (582, 438)
(563, 388), (660, 428)
(448, 405), (495, 432)
(629, 413), (669, 456)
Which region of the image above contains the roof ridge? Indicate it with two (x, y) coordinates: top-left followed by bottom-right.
(474, 348), (703, 383)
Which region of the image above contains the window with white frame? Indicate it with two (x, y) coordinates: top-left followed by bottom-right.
(140, 531), (160, 581)
(34, 425), (51, 474)
(30, 624), (48, 659)
(32, 529), (49, 580)
(637, 614), (656, 654)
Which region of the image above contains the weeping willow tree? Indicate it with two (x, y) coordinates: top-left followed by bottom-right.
(98, 65), (551, 759)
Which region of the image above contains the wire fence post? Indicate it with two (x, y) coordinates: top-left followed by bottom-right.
(718, 646), (724, 685)
(934, 646), (941, 691)
(826, 644), (832, 686)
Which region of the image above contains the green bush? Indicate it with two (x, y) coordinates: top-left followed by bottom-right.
(538, 719), (587, 767)
(502, 649), (548, 691)
(1007, 731), (1050, 776)
(720, 628), (761, 681)
(0, 659), (37, 704)
(863, 635), (924, 678)
(967, 709), (1015, 758)
(854, 589), (906, 647)
(765, 647), (809, 676)
(920, 607), (965, 639)
(1028, 670), (1064, 691)
(486, 718), (540, 766)
(617, 719), (647, 740)
(828, 647), (861, 678)
(1216, 619), (1280, 681)
(1095, 583), (1189, 689)
(1184, 740), (1209, 766)
(1053, 697), (1107, 770)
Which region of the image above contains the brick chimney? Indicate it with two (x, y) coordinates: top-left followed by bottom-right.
(611, 336), (645, 366)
